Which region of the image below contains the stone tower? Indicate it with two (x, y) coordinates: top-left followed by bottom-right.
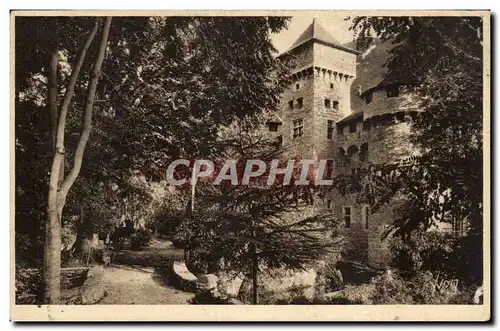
(275, 19), (359, 159)
(270, 21), (424, 269)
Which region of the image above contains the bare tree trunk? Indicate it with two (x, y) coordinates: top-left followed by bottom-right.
(48, 49), (66, 193)
(42, 17), (111, 304)
(41, 49), (60, 304)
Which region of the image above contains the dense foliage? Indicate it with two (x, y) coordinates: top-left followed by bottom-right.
(347, 16), (484, 286)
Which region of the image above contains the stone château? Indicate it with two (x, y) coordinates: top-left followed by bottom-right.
(269, 19), (422, 268)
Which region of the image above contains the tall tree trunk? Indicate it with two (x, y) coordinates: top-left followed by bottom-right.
(41, 48), (61, 303)
(251, 220), (258, 305)
(251, 243), (258, 305)
(184, 168), (196, 262)
(48, 49), (66, 192)
(42, 17), (111, 304)
(48, 50), (58, 152)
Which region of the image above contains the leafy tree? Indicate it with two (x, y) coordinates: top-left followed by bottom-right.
(179, 113), (344, 304)
(99, 17), (290, 178)
(15, 16), (292, 303)
(44, 17), (112, 303)
(15, 17), (103, 269)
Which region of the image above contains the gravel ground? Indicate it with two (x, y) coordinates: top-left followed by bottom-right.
(100, 238), (194, 304)
(100, 264), (194, 304)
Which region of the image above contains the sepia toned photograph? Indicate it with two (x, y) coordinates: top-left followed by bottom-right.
(11, 10), (490, 321)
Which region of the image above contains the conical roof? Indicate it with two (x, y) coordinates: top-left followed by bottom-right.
(284, 19), (358, 55)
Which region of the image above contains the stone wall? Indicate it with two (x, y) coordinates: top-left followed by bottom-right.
(278, 39), (357, 160)
(78, 266), (106, 304)
(368, 119), (418, 164)
(279, 69), (316, 158)
(276, 31), (421, 270)
(313, 67), (354, 119)
(313, 43), (357, 77)
(313, 70), (354, 163)
(16, 267), (89, 293)
(364, 89), (420, 119)
(328, 100), (419, 267)
(15, 266), (107, 304)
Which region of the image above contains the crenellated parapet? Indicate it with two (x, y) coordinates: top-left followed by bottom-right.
(286, 65), (355, 85)
(313, 66), (355, 84)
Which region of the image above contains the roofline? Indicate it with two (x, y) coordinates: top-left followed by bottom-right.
(278, 38), (361, 58)
(360, 80), (419, 98)
(336, 111), (364, 125)
(315, 39), (361, 55)
(359, 82), (385, 97)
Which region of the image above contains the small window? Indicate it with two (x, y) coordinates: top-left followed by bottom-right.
(343, 207), (351, 228)
(326, 160), (334, 179)
(324, 99), (331, 108)
(326, 199), (332, 210)
(296, 83), (300, 90)
(268, 123), (278, 132)
(293, 119), (304, 139)
(365, 92), (373, 104)
(351, 167), (361, 175)
(275, 135), (283, 148)
(330, 83), (334, 89)
(327, 120), (334, 140)
(288, 100), (294, 110)
(297, 97), (303, 109)
(332, 101), (339, 110)
(386, 85), (400, 98)
(349, 122), (357, 133)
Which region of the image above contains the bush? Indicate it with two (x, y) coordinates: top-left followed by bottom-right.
(325, 270), (471, 305)
(336, 261), (379, 285)
(15, 269), (40, 304)
(391, 231), (454, 278)
(15, 233), (43, 268)
(371, 271), (414, 304)
(130, 228), (152, 250)
(391, 230), (483, 287)
(339, 283), (376, 304)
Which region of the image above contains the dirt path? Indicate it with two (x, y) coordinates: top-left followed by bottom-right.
(100, 264), (194, 304)
(100, 238), (194, 304)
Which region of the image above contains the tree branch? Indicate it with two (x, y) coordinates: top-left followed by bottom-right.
(60, 17), (112, 197)
(48, 50), (58, 151)
(428, 20), (482, 64)
(55, 20), (99, 153)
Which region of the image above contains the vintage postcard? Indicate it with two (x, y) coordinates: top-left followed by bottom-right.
(11, 10), (490, 322)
